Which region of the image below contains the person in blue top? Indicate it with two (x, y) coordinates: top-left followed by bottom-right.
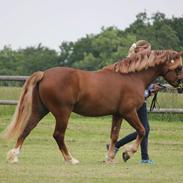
(107, 40), (161, 164)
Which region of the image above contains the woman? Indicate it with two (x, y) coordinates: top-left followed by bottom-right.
(107, 40), (160, 164)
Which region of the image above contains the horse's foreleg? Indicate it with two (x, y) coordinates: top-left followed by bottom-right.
(122, 110), (145, 162)
(53, 108), (79, 165)
(106, 115), (122, 162)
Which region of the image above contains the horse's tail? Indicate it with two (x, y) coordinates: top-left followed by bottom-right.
(3, 71), (44, 140)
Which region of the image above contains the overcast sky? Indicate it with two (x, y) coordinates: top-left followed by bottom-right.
(0, 0), (183, 50)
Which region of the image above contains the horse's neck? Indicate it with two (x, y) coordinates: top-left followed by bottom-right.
(102, 66), (160, 87)
(136, 68), (160, 88)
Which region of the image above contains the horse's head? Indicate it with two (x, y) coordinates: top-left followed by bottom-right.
(161, 51), (183, 87)
(106, 50), (183, 88)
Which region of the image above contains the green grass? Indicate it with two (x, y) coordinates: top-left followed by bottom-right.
(0, 87), (183, 183)
(0, 113), (183, 183)
(0, 86), (21, 100)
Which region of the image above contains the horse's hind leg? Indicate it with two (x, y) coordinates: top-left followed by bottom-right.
(7, 90), (48, 163)
(52, 107), (79, 165)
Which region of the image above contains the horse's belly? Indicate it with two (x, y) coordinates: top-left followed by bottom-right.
(73, 100), (116, 117)
(73, 108), (113, 117)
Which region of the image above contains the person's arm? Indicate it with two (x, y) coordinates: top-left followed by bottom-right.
(144, 84), (161, 98)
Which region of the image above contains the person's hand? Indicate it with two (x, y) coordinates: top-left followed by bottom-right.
(150, 84), (162, 95)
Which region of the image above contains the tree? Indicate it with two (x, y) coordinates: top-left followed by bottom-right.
(0, 11), (182, 74)
(17, 44), (59, 75)
(0, 46), (19, 75)
(125, 12), (180, 50)
(164, 17), (183, 50)
(58, 27), (136, 70)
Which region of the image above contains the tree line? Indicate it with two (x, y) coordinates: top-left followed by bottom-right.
(0, 12), (183, 76)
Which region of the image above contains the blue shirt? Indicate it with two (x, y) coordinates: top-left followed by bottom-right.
(144, 84), (153, 98)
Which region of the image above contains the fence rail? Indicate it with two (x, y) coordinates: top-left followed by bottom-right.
(0, 75), (182, 114)
(0, 75), (28, 81)
(147, 108), (183, 114)
(0, 75), (28, 105)
(0, 100), (18, 105)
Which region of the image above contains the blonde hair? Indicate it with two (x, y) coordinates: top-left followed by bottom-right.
(128, 40), (151, 57)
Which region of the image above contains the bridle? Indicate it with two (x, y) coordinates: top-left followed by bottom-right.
(149, 65), (183, 111)
(162, 65), (183, 86)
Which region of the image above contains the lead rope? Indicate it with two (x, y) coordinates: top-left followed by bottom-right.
(150, 92), (159, 111)
(149, 82), (183, 111)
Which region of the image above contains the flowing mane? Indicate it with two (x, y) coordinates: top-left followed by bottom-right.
(105, 50), (177, 74)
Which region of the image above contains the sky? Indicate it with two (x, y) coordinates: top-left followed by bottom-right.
(0, 0), (183, 50)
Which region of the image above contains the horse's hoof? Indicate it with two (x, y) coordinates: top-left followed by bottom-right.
(104, 155), (116, 164)
(8, 156), (19, 163)
(105, 159), (116, 164)
(122, 152), (130, 162)
(65, 158), (80, 165)
(71, 158), (80, 165)
(7, 149), (19, 163)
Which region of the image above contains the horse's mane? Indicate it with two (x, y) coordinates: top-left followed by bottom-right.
(105, 50), (177, 74)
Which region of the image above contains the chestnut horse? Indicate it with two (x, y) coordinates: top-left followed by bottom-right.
(3, 50), (183, 164)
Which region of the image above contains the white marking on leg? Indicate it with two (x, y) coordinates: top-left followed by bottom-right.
(64, 152), (79, 165)
(68, 157), (80, 165)
(105, 152), (114, 163)
(7, 146), (21, 163)
(124, 144), (136, 158)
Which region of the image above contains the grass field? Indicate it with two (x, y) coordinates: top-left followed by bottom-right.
(0, 87), (183, 183)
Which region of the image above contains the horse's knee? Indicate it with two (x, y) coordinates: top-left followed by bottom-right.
(138, 128), (145, 138)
